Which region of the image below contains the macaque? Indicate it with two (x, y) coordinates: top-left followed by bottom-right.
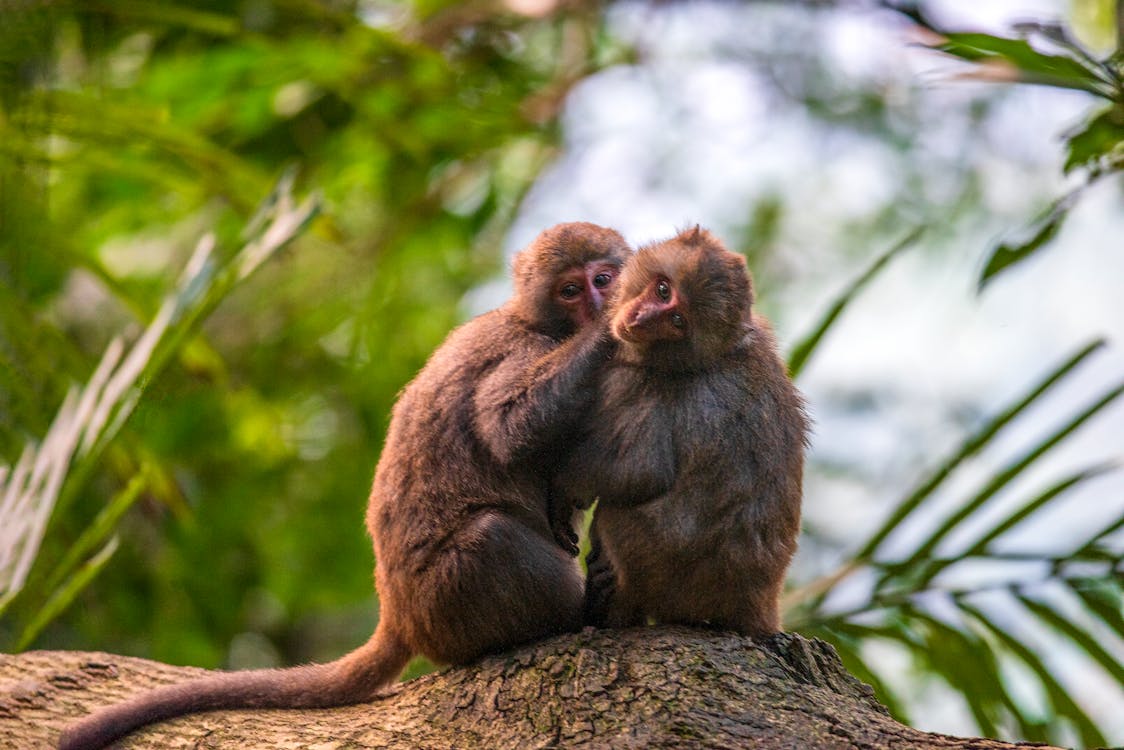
(59, 222), (631, 750)
(556, 227), (807, 639)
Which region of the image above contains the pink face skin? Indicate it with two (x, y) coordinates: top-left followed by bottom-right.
(554, 260), (620, 329)
(612, 275), (687, 345)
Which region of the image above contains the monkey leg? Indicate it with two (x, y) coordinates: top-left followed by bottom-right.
(727, 576), (784, 640)
(584, 514), (645, 628)
(409, 510), (584, 665)
(582, 525), (617, 627)
(603, 591), (645, 629)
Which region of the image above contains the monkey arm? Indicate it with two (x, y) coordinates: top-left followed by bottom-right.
(546, 486), (581, 556)
(555, 412), (677, 510)
(472, 325), (614, 468)
(590, 443), (676, 507)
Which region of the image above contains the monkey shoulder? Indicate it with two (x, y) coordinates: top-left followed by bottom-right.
(396, 311), (552, 410)
(374, 309), (550, 488)
(727, 331), (803, 410)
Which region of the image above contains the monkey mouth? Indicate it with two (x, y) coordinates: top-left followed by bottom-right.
(613, 321), (641, 344)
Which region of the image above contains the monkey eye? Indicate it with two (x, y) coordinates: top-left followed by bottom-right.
(593, 272), (613, 288)
(655, 279), (672, 302)
(670, 313), (685, 328)
(559, 283), (582, 300)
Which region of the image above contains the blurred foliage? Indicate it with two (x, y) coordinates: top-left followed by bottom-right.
(787, 227), (923, 380)
(905, 6), (1124, 288)
(781, 7), (1124, 744)
(1, 1), (1122, 748)
(0, 0), (616, 670)
(0, 173), (320, 650)
(786, 334), (1124, 746)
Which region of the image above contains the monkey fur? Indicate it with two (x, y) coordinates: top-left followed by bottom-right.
(557, 226), (808, 639)
(58, 222), (631, 750)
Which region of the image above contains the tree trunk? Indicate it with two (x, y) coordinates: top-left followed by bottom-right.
(1, 626), (1060, 749)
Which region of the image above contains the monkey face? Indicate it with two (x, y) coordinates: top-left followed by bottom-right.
(510, 222), (631, 339)
(610, 226), (755, 361)
(555, 260), (621, 329)
(611, 273), (688, 344)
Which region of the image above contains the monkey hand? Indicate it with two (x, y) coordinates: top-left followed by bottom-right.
(547, 490), (581, 557)
(550, 514), (580, 557)
(594, 321), (618, 359)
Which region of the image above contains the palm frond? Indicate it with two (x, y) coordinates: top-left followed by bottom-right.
(960, 600), (1108, 748)
(1017, 594), (1124, 687)
(897, 379), (1124, 573)
(1069, 578), (1124, 643)
(855, 339), (1107, 562)
(0, 175), (319, 628)
(789, 332), (1123, 745)
(786, 227), (923, 379)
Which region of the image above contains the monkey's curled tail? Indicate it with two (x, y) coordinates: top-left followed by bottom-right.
(57, 624), (411, 750)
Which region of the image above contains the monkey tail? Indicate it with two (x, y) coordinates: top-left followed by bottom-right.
(57, 622), (411, 750)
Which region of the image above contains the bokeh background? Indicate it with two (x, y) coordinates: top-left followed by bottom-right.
(2, 0), (1122, 746)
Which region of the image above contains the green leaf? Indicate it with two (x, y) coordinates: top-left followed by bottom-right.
(894, 461), (1121, 590)
(82, 1), (240, 36)
(978, 190), (1079, 291)
(1083, 514), (1124, 549)
(902, 608), (1022, 738)
(0, 176), (320, 641)
(961, 602), (1107, 748)
(39, 471), (150, 598)
(787, 227), (923, 379)
(1070, 580), (1124, 644)
(856, 339), (1105, 560)
(813, 621), (911, 721)
(1064, 106), (1124, 174)
(1010, 21), (1117, 80)
(31, 90), (268, 214)
(937, 32), (1113, 97)
(828, 610), (1041, 738)
(901, 379), (1124, 568)
(1018, 594), (1124, 687)
(967, 461), (1121, 554)
(15, 538), (120, 651)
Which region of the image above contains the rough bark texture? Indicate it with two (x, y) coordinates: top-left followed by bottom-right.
(1, 627), (1060, 749)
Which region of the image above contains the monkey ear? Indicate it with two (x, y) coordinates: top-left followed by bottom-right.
(681, 224), (703, 245)
(729, 253), (755, 310)
(511, 249), (531, 294)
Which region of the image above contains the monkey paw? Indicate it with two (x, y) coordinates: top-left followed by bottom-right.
(552, 523), (580, 557)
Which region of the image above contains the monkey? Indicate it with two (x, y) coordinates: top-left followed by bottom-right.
(554, 226), (808, 640)
(58, 222), (632, 750)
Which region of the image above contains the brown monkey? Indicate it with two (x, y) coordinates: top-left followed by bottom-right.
(556, 227), (807, 639)
(58, 222), (631, 750)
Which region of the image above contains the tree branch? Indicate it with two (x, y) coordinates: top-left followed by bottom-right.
(0, 627), (1061, 749)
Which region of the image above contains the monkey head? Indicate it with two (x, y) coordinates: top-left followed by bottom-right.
(611, 226), (754, 368)
(511, 222), (632, 339)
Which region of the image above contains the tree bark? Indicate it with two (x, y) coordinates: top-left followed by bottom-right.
(1, 626), (1061, 749)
